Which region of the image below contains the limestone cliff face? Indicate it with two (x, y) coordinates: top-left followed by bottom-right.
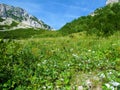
(0, 3), (52, 30)
(106, 0), (120, 5)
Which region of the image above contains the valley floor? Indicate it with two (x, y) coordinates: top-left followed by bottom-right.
(0, 32), (120, 90)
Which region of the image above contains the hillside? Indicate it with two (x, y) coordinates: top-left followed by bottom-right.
(59, 3), (120, 36)
(106, 0), (120, 5)
(0, 1), (120, 90)
(0, 3), (52, 30)
(0, 28), (61, 39)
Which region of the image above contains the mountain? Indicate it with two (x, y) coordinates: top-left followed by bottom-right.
(106, 0), (120, 5)
(0, 3), (52, 30)
(59, 2), (120, 36)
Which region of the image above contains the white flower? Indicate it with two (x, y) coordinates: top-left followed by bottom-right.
(37, 63), (40, 66)
(105, 83), (110, 88)
(48, 86), (51, 89)
(78, 86), (83, 90)
(110, 86), (115, 90)
(72, 54), (78, 58)
(42, 60), (47, 64)
(108, 71), (113, 75)
(92, 51), (95, 53)
(60, 78), (64, 81)
(105, 83), (114, 90)
(88, 49), (91, 52)
(110, 81), (120, 87)
(67, 64), (70, 67)
(99, 73), (105, 78)
(98, 63), (100, 66)
(42, 86), (46, 89)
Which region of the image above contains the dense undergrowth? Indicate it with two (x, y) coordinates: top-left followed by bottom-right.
(0, 28), (61, 39)
(0, 32), (120, 90)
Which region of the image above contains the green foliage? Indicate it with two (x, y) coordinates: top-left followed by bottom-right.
(0, 21), (18, 30)
(11, 21), (18, 27)
(0, 17), (5, 22)
(59, 3), (120, 37)
(0, 25), (11, 30)
(0, 28), (61, 39)
(0, 33), (120, 89)
(0, 2), (120, 90)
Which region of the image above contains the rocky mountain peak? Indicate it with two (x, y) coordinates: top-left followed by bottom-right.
(0, 3), (52, 30)
(106, 0), (120, 5)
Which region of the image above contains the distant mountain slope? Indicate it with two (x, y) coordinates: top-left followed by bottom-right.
(0, 3), (52, 30)
(59, 3), (120, 36)
(106, 0), (120, 5)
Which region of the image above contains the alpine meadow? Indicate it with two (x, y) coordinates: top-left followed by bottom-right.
(0, 1), (120, 90)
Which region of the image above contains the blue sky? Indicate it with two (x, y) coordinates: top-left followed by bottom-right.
(0, 0), (106, 29)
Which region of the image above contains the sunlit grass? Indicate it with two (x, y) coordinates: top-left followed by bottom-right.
(0, 31), (120, 89)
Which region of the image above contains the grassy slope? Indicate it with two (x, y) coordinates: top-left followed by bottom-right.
(0, 31), (120, 89)
(59, 3), (120, 36)
(0, 28), (61, 39)
(0, 3), (120, 89)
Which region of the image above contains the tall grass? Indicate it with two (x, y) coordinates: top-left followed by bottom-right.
(0, 32), (120, 89)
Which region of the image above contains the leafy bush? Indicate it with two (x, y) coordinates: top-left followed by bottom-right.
(0, 17), (5, 22)
(10, 21), (18, 27)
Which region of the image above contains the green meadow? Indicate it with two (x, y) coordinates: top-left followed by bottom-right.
(0, 2), (120, 90)
(0, 31), (120, 89)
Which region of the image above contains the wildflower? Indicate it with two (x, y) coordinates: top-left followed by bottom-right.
(48, 86), (51, 89)
(99, 73), (105, 78)
(37, 63), (40, 66)
(92, 51), (95, 53)
(72, 54), (79, 58)
(70, 48), (73, 52)
(60, 78), (64, 81)
(105, 83), (110, 88)
(110, 81), (120, 87)
(42, 60), (47, 64)
(105, 83), (115, 90)
(108, 71), (113, 75)
(88, 49), (91, 52)
(78, 86), (83, 90)
(98, 63), (100, 66)
(42, 86), (46, 89)
(67, 64), (70, 67)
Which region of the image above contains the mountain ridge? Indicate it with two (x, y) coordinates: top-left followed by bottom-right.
(0, 3), (52, 30)
(106, 0), (120, 5)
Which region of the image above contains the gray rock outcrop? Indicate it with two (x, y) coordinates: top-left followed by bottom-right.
(106, 0), (120, 5)
(0, 3), (52, 30)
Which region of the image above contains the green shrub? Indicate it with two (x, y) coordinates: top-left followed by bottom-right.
(59, 3), (120, 37)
